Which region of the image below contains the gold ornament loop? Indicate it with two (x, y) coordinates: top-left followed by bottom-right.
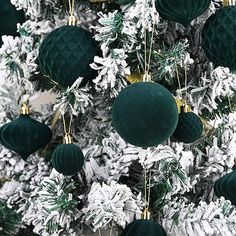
(143, 73), (152, 82)
(141, 208), (151, 220)
(68, 15), (77, 26)
(63, 133), (72, 144)
(20, 103), (29, 115)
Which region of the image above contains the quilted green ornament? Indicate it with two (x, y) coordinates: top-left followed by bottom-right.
(202, 6), (236, 70)
(38, 25), (98, 88)
(0, 0), (25, 46)
(172, 109), (203, 143)
(214, 168), (236, 205)
(122, 220), (167, 236)
(112, 82), (178, 147)
(0, 105), (52, 160)
(155, 0), (211, 27)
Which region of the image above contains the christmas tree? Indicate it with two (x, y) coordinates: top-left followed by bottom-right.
(1, 0), (236, 235)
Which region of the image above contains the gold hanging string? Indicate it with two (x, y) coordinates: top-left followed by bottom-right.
(98, 228), (102, 236)
(142, 167), (151, 220)
(146, 24), (155, 74)
(147, 170), (152, 209)
(184, 65), (188, 107)
(68, 0), (77, 25)
(62, 113), (73, 134)
(174, 61), (182, 91)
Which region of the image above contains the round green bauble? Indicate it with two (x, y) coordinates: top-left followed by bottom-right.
(0, 0), (25, 46)
(38, 25), (99, 88)
(112, 82), (178, 147)
(115, 0), (135, 5)
(51, 144), (84, 176)
(122, 220), (167, 236)
(155, 0), (211, 27)
(172, 111), (203, 143)
(0, 114), (52, 160)
(202, 6), (236, 70)
(214, 169), (236, 205)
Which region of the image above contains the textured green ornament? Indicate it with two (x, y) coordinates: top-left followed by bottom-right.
(38, 25), (98, 88)
(0, 114), (52, 160)
(172, 111), (203, 143)
(112, 82), (178, 147)
(0, 0), (25, 46)
(115, 0), (135, 5)
(214, 168), (236, 205)
(51, 144), (84, 176)
(122, 220), (167, 236)
(155, 0), (211, 27)
(202, 6), (236, 70)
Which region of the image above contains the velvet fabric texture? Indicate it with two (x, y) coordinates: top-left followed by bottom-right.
(214, 169), (236, 205)
(172, 111), (203, 143)
(155, 0), (210, 27)
(202, 6), (236, 70)
(0, 0), (25, 46)
(51, 144), (84, 176)
(112, 82), (178, 147)
(38, 25), (98, 88)
(0, 114), (52, 160)
(122, 220), (167, 236)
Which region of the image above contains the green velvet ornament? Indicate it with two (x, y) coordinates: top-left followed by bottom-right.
(112, 82), (178, 147)
(51, 143), (84, 176)
(115, 0), (135, 5)
(122, 220), (167, 236)
(155, 0), (211, 27)
(214, 168), (236, 205)
(0, 114), (52, 160)
(0, 0), (25, 46)
(38, 25), (98, 88)
(172, 110), (203, 143)
(202, 6), (236, 70)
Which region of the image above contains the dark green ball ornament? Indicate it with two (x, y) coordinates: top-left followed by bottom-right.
(122, 220), (167, 236)
(51, 134), (84, 176)
(172, 108), (203, 143)
(0, 104), (52, 160)
(115, 0), (135, 5)
(38, 25), (98, 88)
(0, 0), (25, 46)
(112, 82), (178, 147)
(202, 6), (236, 70)
(155, 0), (211, 27)
(214, 168), (236, 205)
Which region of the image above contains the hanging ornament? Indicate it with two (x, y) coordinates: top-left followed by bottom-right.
(0, 0), (25, 46)
(51, 133), (84, 176)
(155, 0), (211, 27)
(172, 105), (203, 143)
(112, 82), (178, 147)
(214, 166), (236, 205)
(202, 6), (236, 70)
(0, 103), (52, 160)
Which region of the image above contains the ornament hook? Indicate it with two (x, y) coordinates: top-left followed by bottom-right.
(20, 103), (29, 115)
(64, 133), (72, 144)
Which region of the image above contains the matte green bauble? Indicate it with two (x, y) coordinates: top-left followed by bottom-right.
(51, 143), (84, 176)
(38, 25), (98, 88)
(0, 0), (25, 46)
(172, 111), (203, 143)
(0, 114), (52, 160)
(202, 6), (236, 70)
(214, 169), (236, 205)
(122, 220), (167, 236)
(112, 82), (178, 147)
(155, 0), (211, 27)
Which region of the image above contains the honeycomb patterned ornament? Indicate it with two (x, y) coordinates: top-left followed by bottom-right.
(38, 25), (98, 88)
(202, 6), (236, 70)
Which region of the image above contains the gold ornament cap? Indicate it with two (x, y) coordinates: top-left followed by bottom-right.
(20, 103), (29, 115)
(223, 0), (236, 6)
(67, 15), (77, 26)
(141, 208), (151, 220)
(63, 133), (73, 144)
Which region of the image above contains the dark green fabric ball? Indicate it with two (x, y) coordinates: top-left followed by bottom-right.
(155, 0), (210, 27)
(115, 0), (135, 5)
(52, 144), (84, 176)
(172, 111), (203, 143)
(202, 6), (236, 70)
(214, 169), (236, 205)
(112, 82), (178, 147)
(122, 220), (167, 236)
(38, 25), (98, 88)
(0, 114), (52, 160)
(0, 0), (25, 46)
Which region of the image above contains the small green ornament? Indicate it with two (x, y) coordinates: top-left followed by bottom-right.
(0, 104), (52, 160)
(0, 0), (25, 46)
(115, 0), (135, 5)
(155, 0), (211, 27)
(112, 82), (178, 147)
(122, 219), (167, 236)
(38, 25), (99, 88)
(51, 134), (84, 176)
(202, 6), (236, 70)
(214, 167), (236, 205)
(172, 108), (203, 143)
